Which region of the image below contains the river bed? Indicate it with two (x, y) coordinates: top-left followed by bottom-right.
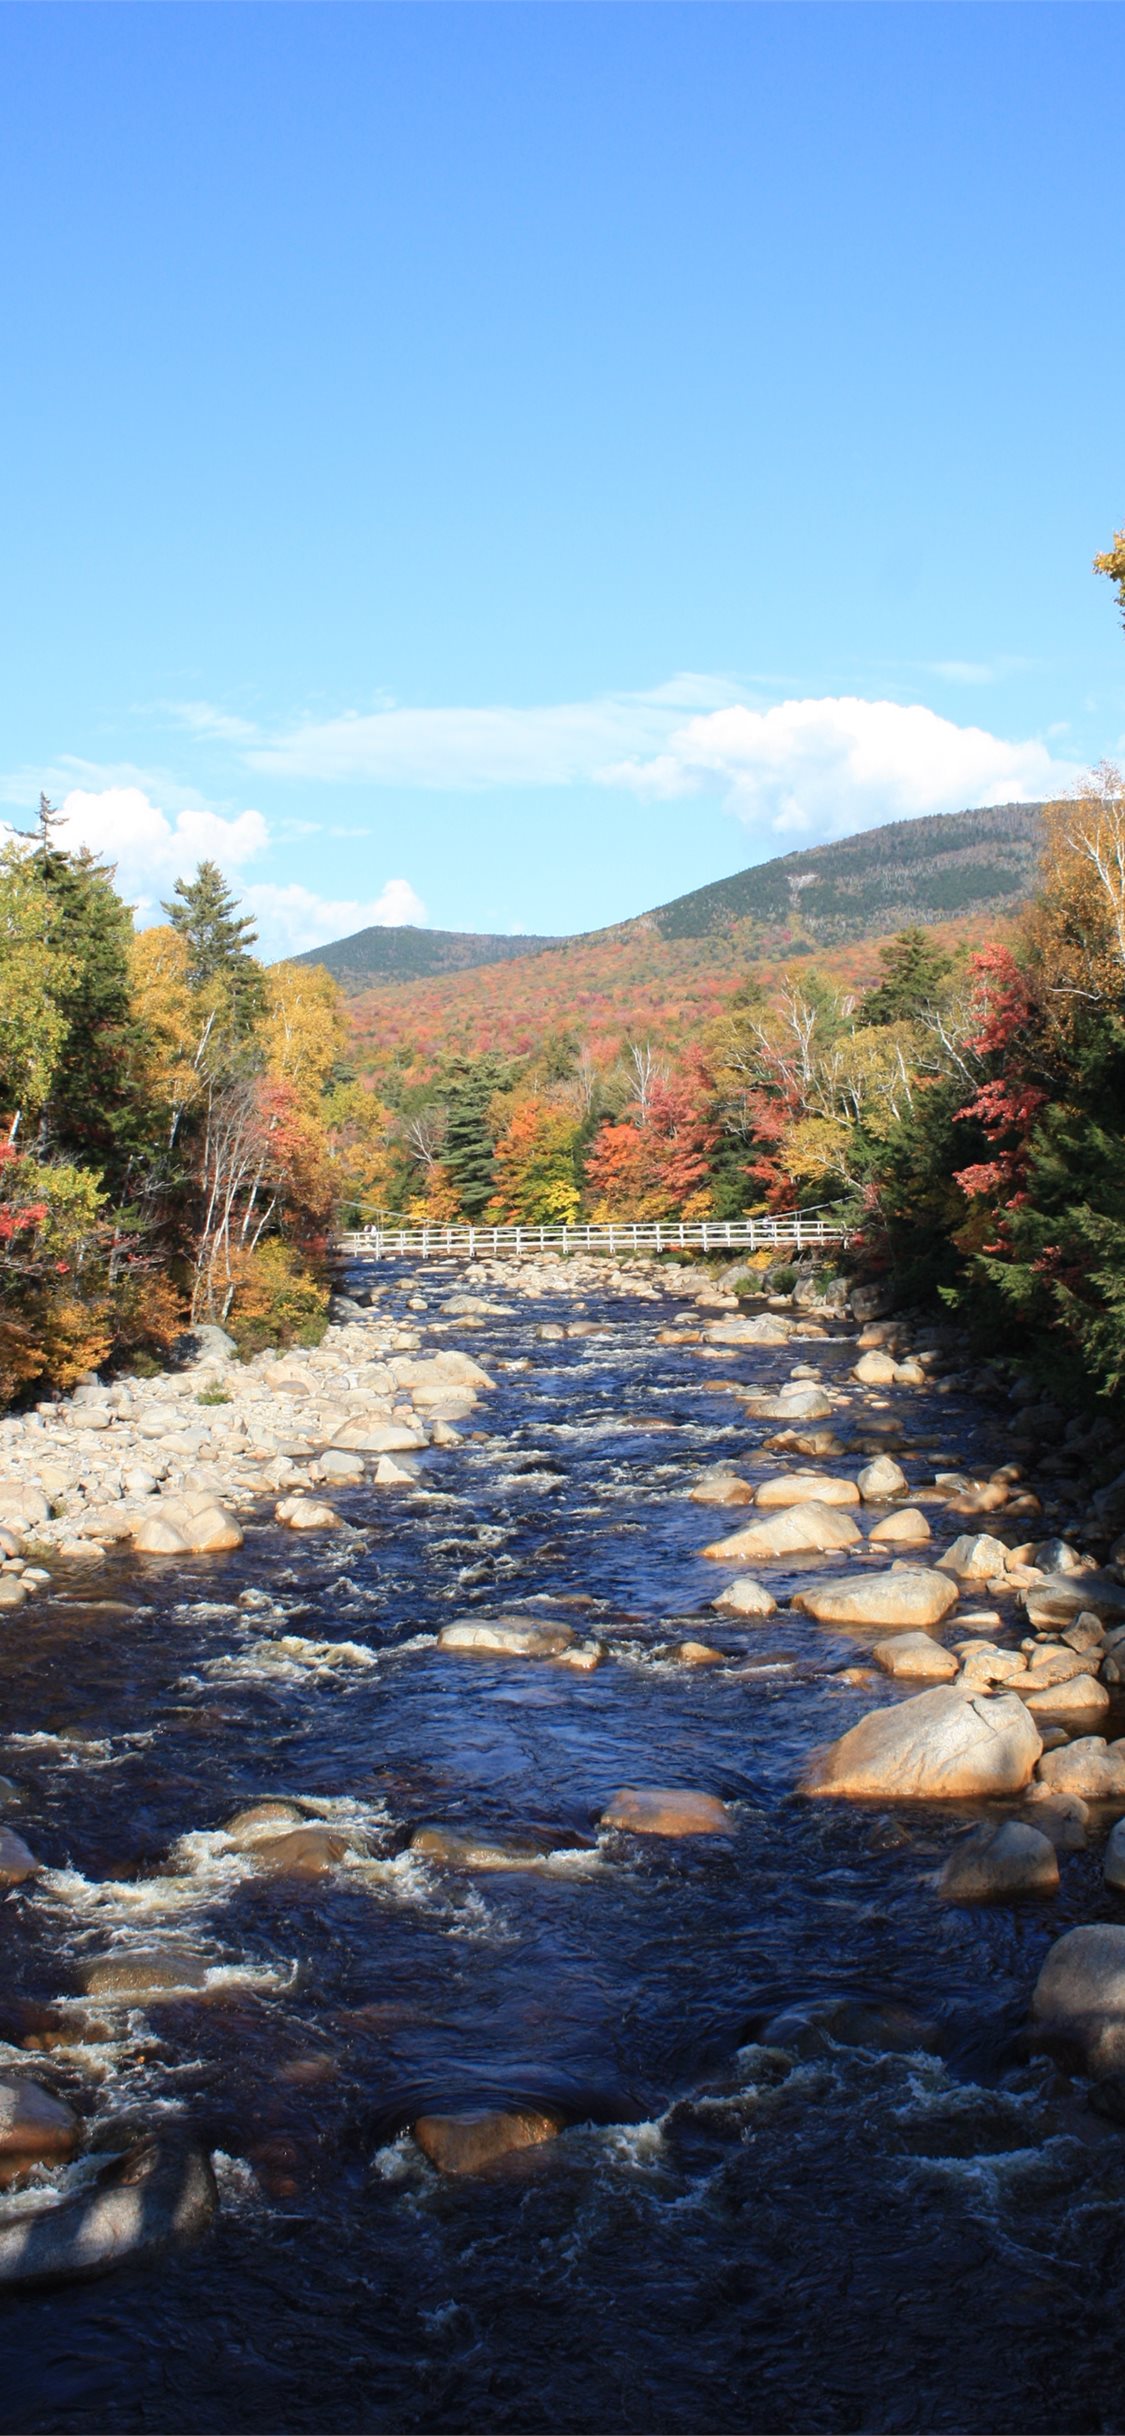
(1, 1265), (1124, 2434)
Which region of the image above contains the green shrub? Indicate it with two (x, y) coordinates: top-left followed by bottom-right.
(768, 1264), (798, 1296)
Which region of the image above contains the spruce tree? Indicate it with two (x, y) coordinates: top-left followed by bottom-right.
(442, 1056), (508, 1217)
(861, 928), (954, 1026)
(163, 860), (264, 1028)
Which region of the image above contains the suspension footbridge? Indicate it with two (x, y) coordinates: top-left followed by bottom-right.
(336, 1213), (849, 1263)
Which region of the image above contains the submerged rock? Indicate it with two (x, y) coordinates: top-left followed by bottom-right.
(599, 1786), (733, 1836)
(676, 1640), (725, 1666)
(410, 1826), (579, 1870)
(0, 2137), (217, 2286)
(224, 1799), (307, 1847)
(800, 1686), (1042, 1800)
(938, 1820), (1059, 1902)
(81, 1950), (211, 2001)
(413, 2108), (560, 2175)
(249, 1826), (352, 1878)
(688, 1468), (753, 1507)
(437, 1618), (576, 1659)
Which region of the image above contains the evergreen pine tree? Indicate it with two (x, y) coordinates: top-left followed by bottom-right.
(442, 1057), (508, 1216)
(163, 860), (264, 1028)
(861, 928), (954, 1026)
(31, 815), (150, 1180)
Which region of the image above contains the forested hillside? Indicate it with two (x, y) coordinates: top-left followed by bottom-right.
(303, 799), (1043, 996)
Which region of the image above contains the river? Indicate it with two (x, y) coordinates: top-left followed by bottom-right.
(1, 1264), (1123, 2434)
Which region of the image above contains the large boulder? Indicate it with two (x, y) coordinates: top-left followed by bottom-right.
(704, 1314), (792, 1346)
(437, 1618), (576, 1659)
(938, 1820), (1059, 1903)
(1023, 1673), (1110, 1724)
(800, 1686), (1042, 1800)
(792, 1568), (959, 1630)
(760, 1385), (834, 1421)
(133, 1500), (243, 1555)
(710, 1576), (778, 1618)
(413, 2108), (560, 2175)
(331, 1421), (424, 1454)
(1031, 1925), (1125, 2071)
(703, 1502), (861, 1563)
(873, 1632), (958, 1682)
(599, 1786), (733, 1836)
(754, 1473), (859, 1510)
(0, 2137), (217, 2286)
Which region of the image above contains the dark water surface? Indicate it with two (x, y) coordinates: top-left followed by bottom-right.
(2, 1268), (1125, 2434)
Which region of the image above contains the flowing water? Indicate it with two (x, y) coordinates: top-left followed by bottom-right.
(2, 1268), (1125, 2434)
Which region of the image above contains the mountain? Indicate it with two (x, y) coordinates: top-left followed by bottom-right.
(293, 921), (555, 988)
(331, 801), (1046, 1084)
(300, 801), (1044, 993)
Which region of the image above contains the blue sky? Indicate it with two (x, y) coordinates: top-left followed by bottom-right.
(2, 2), (1123, 956)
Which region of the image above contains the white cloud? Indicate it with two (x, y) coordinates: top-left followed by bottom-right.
(36, 785), (270, 920)
(243, 676), (742, 788)
(602, 695), (1080, 839)
(243, 879), (427, 960)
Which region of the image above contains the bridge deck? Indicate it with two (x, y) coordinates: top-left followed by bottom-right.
(336, 1215), (849, 1262)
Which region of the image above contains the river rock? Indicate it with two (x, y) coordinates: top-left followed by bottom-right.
(1024, 1673), (1110, 1722)
(853, 1351), (898, 1385)
(676, 1639), (725, 1666)
(374, 1454), (416, 1484)
(413, 2108), (560, 2175)
(131, 1513), (190, 1555)
(331, 1421), (424, 1453)
(936, 1533), (1012, 1582)
(224, 1800), (307, 1847)
(800, 1686), (1042, 1800)
(599, 1786), (733, 1835)
(857, 1456), (909, 1500)
(938, 1820), (1059, 1902)
(709, 1576), (778, 1618)
(0, 1828), (39, 1887)
(1033, 1737), (1125, 1799)
(754, 1473), (860, 1510)
(1031, 1924), (1125, 2071)
(873, 1632), (958, 1682)
(437, 1618), (576, 1659)
(81, 1950), (211, 2000)
(0, 2136), (217, 2286)
(318, 1449), (364, 1482)
(275, 1497), (341, 1531)
(1104, 1819), (1125, 1891)
(792, 1569), (959, 1629)
(688, 1468), (753, 1507)
(1026, 1571), (1125, 1629)
(410, 1826), (571, 1870)
(249, 1826), (352, 1878)
(0, 1484), (49, 1529)
(869, 1507), (931, 1546)
(762, 1385), (833, 1421)
(703, 1502), (862, 1562)
(0, 2076), (79, 2162)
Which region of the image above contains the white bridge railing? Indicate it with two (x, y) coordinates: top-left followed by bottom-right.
(336, 1214), (849, 1263)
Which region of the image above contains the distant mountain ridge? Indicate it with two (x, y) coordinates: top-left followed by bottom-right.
(297, 800), (1045, 991)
